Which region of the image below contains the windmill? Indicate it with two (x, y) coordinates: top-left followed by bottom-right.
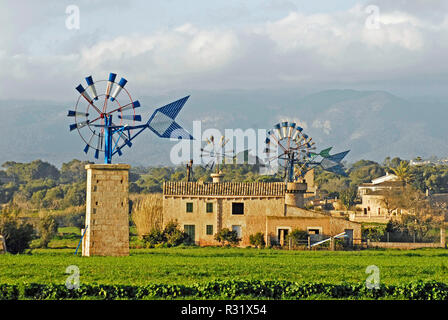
(200, 135), (234, 173)
(264, 121), (349, 182)
(67, 73), (193, 164)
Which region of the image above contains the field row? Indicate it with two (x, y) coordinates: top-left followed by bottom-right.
(1, 280), (448, 300)
(1, 247), (448, 286)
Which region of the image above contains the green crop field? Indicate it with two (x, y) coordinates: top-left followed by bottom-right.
(1, 247), (447, 286)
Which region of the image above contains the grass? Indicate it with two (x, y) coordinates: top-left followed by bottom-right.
(1, 247), (447, 287)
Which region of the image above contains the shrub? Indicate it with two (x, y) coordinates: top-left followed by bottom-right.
(142, 221), (189, 248)
(214, 228), (240, 247)
(0, 216), (35, 254)
(249, 232), (265, 248)
(142, 229), (165, 248)
(165, 222), (190, 246)
(286, 229), (308, 246)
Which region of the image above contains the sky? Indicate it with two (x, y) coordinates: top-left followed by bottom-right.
(0, 0), (447, 101)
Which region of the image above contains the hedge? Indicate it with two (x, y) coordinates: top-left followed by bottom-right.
(1, 280), (447, 300)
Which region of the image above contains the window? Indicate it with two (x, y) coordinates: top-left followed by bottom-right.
(307, 228), (321, 235)
(206, 203), (213, 213)
(232, 202), (244, 215)
(186, 202), (193, 213)
(206, 225), (213, 235)
(232, 225), (242, 238)
(184, 225), (195, 241)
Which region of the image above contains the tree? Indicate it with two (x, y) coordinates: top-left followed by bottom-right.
(391, 161), (413, 184)
(38, 213), (58, 248)
(340, 187), (357, 210)
(60, 159), (90, 183)
(214, 228), (240, 247)
(384, 185), (444, 242)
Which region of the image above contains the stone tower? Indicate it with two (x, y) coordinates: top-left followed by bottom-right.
(82, 164), (130, 256)
(284, 181), (307, 209)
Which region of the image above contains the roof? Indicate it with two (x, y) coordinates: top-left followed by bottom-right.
(163, 181), (286, 197)
(371, 173), (399, 184)
(359, 181), (404, 188)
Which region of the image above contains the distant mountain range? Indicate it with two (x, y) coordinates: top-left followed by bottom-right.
(1, 89), (447, 168)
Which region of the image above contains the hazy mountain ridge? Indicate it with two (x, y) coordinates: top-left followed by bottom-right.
(0, 89), (447, 168)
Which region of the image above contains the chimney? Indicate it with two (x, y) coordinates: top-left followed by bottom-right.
(186, 159), (193, 182)
(210, 172), (224, 183)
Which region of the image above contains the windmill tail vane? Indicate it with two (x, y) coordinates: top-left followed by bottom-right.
(68, 73), (193, 164)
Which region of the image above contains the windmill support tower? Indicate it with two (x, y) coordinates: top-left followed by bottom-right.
(82, 164), (130, 256)
(285, 181), (307, 210)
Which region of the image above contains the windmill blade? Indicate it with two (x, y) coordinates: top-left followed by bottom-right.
(105, 72), (116, 99)
(76, 84), (93, 103)
(280, 122), (288, 139)
(110, 77), (127, 101)
(118, 114), (142, 121)
(85, 75), (99, 101)
(67, 110), (89, 117)
(83, 130), (97, 154)
(119, 100), (141, 112)
(69, 120), (90, 131)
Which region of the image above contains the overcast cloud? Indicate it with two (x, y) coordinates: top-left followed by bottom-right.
(0, 0), (447, 100)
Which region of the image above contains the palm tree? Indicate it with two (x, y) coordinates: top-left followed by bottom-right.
(390, 161), (413, 184)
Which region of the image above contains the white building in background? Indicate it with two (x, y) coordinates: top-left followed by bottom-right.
(353, 173), (404, 223)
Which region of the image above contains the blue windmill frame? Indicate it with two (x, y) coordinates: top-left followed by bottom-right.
(68, 73), (193, 164)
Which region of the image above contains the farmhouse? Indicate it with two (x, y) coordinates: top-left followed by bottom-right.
(163, 173), (361, 247)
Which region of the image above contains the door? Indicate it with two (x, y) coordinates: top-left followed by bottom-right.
(184, 225), (195, 244)
(344, 229), (353, 247)
(277, 228), (289, 246)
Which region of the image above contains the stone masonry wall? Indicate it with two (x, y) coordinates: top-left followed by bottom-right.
(83, 164), (130, 256)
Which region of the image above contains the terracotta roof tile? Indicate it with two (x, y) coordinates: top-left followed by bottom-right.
(163, 181), (286, 196)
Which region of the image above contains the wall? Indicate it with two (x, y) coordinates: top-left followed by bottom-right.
(163, 195), (285, 246)
(83, 164), (130, 256)
(368, 242), (444, 249)
(266, 216), (362, 245)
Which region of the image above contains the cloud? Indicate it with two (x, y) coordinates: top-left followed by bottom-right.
(1, 2), (448, 100)
(79, 23), (239, 76)
(312, 119), (331, 135)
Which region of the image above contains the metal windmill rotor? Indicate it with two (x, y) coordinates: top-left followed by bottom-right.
(264, 121), (316, 182)
(67, 73), (193, 164)
(200, 135), (235, 173)
(264, 121), (349, 182)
